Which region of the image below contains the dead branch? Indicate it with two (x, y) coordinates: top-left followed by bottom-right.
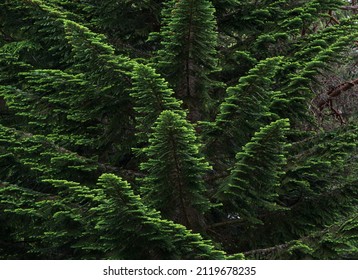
(340, 5), (358, 11)
(327, 10), (340, 26)
(312, 78), (358, 123)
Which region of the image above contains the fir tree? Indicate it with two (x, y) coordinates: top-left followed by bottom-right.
(201, 56), (283, 172)
(80, 0), (162, 53)
(63, 20), (135, 159)
(130, 63), (184, 144)
(155, 0), (219, 121)
(76, 173), (226, 259)
(1, 0), (358, 260)
(216, 119), (290, 225)
(140, 110), (211, 230)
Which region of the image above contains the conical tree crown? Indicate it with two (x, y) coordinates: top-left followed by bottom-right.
(140, 110), (211, 230)
(155, 0), (219, 121)
(130, 63), (183, 144)
(217, 119), (290, 224)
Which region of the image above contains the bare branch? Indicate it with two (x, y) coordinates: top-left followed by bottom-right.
(312, 78), (358, 121)
(340, 5), (358, 11)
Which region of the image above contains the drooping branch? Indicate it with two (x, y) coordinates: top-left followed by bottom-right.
(6, 127), (144, 180)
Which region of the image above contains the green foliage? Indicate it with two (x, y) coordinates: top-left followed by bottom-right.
(63, 20), (135, 158)
(245, 214), (358, 260)
(276, 124), (358, 237)
(0, 0), (71, 68)
(78, 173), (226, 259)
(80, 0), (161, 52)
(202, 57), (283, 169)
(155, 0), (219, 120)
(217, 119), (290, 225)
(226, 123), (358, 252)
(140, 110), (211, 230)
(0, 174), (227, 259)
(0, 124), (99, 186)
(0, 0), (358, 260)
(130, 63), (183, 144)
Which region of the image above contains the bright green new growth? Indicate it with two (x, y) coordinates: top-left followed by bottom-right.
(202, 56), (283, 166)
(63, 20), (135, 158)
(0, 173), (227, 259)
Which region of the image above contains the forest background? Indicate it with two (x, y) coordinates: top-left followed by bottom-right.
(0, 0), (358, 260)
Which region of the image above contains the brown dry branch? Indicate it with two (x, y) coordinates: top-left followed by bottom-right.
(340, 5), (358, 11)
(313, 77), (358, 123)
(327, 10), (340, 26)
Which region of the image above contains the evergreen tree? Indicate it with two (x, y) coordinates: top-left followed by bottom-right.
(62, 20), (135, 161)
(77, 173), (226, 259)
(216, 119), (290, 224)
(140, 110), (211, 230)
(201, 56), (283, 173)
(1, 0), (358, 260)
(155, 0), (219, 121)
(130, 63), (183, 144)
(208, 119), (290, 252)
(0, 173), (228, 259)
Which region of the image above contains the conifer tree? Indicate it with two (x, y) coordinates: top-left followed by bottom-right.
(140, 110), (211, 230)
(155, 0), (219, 121)
(63, 20), (134, 159)
(0, 173), (228, 260)
(271, 124), (358, 243)
(130, 63), (184, 144)
(216, 119), (290, 225)
(1, 0), (358, 260)
(0, 0), (72, 69)
(76, 173), (226, 259)
(201, 56), (283, 172)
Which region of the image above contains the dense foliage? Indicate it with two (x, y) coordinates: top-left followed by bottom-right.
(0, 0), (358, 259)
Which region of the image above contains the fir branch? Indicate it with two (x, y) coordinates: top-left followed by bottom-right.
(2, 126), (143, 180)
